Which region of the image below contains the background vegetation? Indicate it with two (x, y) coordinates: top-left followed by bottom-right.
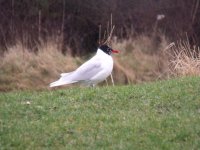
(1, 1), (200, 149)
(0, 0), (200, 54)
(0, 0), (200, 90)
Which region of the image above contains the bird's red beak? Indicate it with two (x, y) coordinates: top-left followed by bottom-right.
(112, 49), (120, 53)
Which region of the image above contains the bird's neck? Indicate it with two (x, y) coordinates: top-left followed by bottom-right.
(97, 48), (110, 56)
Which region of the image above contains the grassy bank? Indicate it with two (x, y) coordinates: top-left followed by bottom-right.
(0, 35), (170, 91)
(0, 77), (200, 149)
(1, 34), (200, 91)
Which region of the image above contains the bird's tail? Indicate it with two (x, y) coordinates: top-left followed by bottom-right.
(49, 72), (77, 87)
(50, 80), (77, 87)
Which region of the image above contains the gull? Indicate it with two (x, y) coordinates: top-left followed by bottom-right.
(50, 44), (119, 87)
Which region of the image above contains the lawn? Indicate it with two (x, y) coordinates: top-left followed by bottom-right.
(0, 77), (200, 149)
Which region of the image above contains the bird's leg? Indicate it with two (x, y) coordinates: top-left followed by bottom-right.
(88, 83), (95, 88)
(105, 79), (108, 86)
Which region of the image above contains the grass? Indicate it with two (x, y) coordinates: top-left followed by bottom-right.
(0, 77), (200, 149)
(167, 40), (200, 76)
(112, 34), (169, 83)
(0, 34), (170, 91)
(0, 40), (78, 91)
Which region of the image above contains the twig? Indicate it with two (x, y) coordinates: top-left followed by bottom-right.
(98, 14), (116, 86)
(61, 0), (65, 49)
(38, 10), (41, 41)
(192, 0), (200, 23)
(98, 24), (102, 45)
(110, 73), (115, 86)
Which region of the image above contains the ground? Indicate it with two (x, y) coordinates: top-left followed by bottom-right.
(0, 77), (200, 149)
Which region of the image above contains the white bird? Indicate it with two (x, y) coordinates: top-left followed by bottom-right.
(50, 45), (119, 87)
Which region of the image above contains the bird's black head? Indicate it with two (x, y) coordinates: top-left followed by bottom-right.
(99, 44), (119, 55)
(99, 45), (112, 55)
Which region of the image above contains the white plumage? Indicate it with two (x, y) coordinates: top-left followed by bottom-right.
(50, 45), (119, 87)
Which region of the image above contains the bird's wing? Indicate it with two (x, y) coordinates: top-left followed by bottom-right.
(70, 57), (103, 81)
(60, 71), (74, 77)
(49, 55), (103, 87)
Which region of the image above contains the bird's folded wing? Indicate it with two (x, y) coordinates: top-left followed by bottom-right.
(70, 58), (102, 81)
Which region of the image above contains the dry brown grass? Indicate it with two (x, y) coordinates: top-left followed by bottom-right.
(0, 40), (77, 91)
(0, 34), (170, 91)
(166, 40), (200, 76)
(111, 34), (170, 84)
(1, 33), (199, 91)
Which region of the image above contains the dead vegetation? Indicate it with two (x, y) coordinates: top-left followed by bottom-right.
(166, 39), (200, 76)
(111, 34), (170, 84)
(0, 39), (77, 91)
(1, 33), (200, 91)
(1, 0), (200, 55)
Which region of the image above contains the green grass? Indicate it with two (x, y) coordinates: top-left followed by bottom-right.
(0, 77), (200, 150)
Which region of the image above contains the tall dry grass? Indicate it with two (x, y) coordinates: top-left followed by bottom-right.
(111, 34), (170, 84)
(0, 34), (171, 91)
(1, 33), (199, 91)
(166, 40), (200, 76)
(0, 39), (77, 91)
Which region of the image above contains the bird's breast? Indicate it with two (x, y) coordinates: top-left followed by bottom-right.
(101, 55), (113, 73)
(91, 55), (113, 83)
